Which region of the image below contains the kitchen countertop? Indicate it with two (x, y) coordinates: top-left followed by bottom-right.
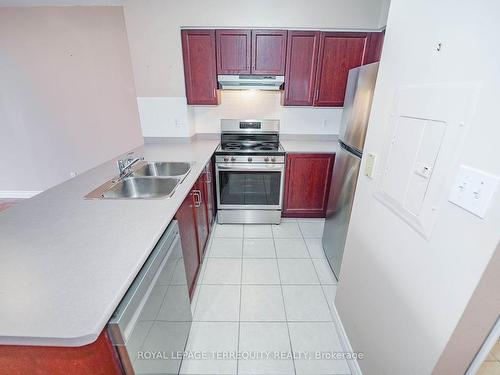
(280, 139), (338, 154)
(0, 139), (218, 347)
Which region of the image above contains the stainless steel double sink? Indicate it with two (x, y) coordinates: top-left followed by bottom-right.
(85, 161), (192, 199)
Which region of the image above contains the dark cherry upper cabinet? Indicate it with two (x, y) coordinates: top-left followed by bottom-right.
(216, 29), (251, 74)
(313, 32), (369, 107)
(283, 154), (335, 218)
(175, 190), (200, 298)
(283, 31), (320, 106)
(364, 31), (385, 64)
(181, 29), (219, 105)
(251, 30), (287, 75)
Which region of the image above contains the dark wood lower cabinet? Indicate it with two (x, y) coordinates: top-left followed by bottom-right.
(283, 153), (335, 218)
(0, 331), (122, 375)
(175, 160), (216, 298)
(203, 159), (216, 232)
(193, 176), (209, 260)
(175, 189), (201, 299)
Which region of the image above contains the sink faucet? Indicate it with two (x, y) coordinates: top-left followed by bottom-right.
(117, 152), (143, 177)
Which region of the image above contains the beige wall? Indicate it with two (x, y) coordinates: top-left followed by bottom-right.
(123, 0), (389, 97)
(0, 6), (143, 193)
(335, 0), (500, 373)
(432, 243), (500, 374)
(122, 0), (389, 137)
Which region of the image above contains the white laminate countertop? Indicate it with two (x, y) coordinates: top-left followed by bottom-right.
(0, 139), (219, 347)
(280, 139), (338, 154)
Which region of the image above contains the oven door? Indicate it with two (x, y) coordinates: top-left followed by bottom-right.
(216, 163), (285, 210)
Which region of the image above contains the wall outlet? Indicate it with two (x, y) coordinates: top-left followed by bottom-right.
(448, 165), (499, 218)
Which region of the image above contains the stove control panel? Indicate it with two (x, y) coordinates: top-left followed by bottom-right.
(216, 155), (285, 164)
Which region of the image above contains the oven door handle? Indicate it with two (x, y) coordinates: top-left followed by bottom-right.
(217, 163), (284, 172)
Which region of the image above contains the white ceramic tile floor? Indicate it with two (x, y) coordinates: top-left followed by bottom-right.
(304, 238), (327, 259)
(193, 285), (241, 321)
(312, 258), (338, 284)
(282, 285), (332, 322)
(275, 238), (310, 258)
(288, 322), (350, 374)
(184, 219), (349, 375)
(238, 322), (295, 375)
(244, 224), (273, 238)
(242, 259), (281, 284)
(278, 259), (320, 284)
(298, 220), (325, 238)
(240, 285), (286, 321)
(243, 238), (276, 258)
(210, 238), (244, 258)
(215, 224), (244, 238)
(202, 258), (242, 284)
(272, 221), (302, 238)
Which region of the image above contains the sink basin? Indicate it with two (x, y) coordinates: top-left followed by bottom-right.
(133, 162), (191, 179)
(101, 177), (180, 199)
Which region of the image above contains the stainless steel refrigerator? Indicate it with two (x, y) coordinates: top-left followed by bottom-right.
(322, 62), (379, 279)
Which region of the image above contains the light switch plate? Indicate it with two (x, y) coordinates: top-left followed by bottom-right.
(365, 153), (376, 178)
(448, 165), (499, 218)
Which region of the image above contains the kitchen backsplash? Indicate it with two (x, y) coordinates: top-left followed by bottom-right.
(137, 91), (342, 138)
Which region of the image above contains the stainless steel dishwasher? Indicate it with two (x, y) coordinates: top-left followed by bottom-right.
(108, 221), (192, 375)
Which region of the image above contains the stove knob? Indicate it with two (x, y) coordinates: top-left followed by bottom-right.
(264, 157), (270, 162)
(271, 157), (276, 163)
(223, 156), (229, 162)
(231, 157), (236, 162)
(248, 157), (253, 162)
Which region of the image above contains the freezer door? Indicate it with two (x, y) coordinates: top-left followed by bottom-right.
(339, 62), (379, 153)
(322, 144), (361, 279)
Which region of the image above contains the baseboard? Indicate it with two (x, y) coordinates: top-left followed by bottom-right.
(0, 191), (41, 199)
(330, 304), (363, 375)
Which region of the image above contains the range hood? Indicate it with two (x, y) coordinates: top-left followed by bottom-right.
(218, 75), (284, 91)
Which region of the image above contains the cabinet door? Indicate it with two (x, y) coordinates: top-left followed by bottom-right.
(216, 29), (251, 74)
(283, 31), (320, 106)
(175, 191), (200, 298)
(251, 29), (287, 75)
(203, 160), (216, 231)
(283, 154), (335, 218)
(181, 29), (219, 105)
(364, 31), (385, 64)
(194, 177), (209, 259)
(314, 32), (369, 107)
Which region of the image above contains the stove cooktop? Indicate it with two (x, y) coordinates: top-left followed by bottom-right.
(215, 141), (285, 155)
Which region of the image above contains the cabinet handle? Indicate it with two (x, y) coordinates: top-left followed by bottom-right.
(193, 190), (202, 207)
(315, 88), (319, 100)
(205, 170), (212, 183)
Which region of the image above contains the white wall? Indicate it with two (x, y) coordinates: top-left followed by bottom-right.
(123, 0), (389, 137)
(137, 92), (342, 136)
(335, 0), (500, 374)
(0, 6), (143, 194)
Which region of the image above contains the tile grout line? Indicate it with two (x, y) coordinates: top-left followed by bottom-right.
(273, 221), (298, 375)
(191, 224), (217, 316)
(236, 225), (244, 375)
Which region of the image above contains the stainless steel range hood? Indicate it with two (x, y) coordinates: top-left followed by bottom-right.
(218, 75), (284, 90)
